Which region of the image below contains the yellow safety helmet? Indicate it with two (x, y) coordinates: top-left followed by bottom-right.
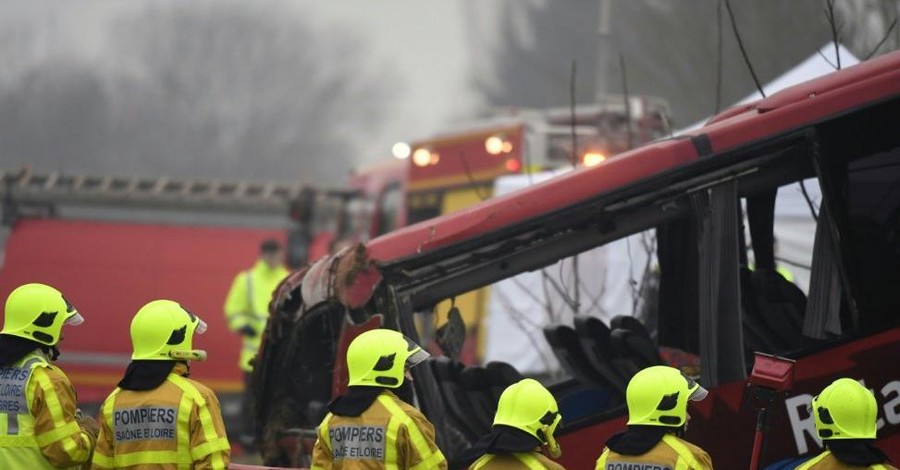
(626, 365), (708, 428)
(811, 378), (877, 440)
(1, 283), (84, 346)
(346, 329), (429, 388)
(493, 378), (563, 458)
(130, 300), (208, 361)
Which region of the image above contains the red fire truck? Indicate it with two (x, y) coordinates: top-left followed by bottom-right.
(0, 170), (298, 442)
(250, 50), (900, 469)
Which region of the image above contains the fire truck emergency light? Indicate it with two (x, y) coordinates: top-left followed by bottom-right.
(392, 142), (411, 160)
(412, 148), (432, 167)
(583, 151), (607, 167)
(485, 135), (505, 155)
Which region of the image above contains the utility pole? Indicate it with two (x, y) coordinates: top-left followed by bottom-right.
(595, 0), (614, 97)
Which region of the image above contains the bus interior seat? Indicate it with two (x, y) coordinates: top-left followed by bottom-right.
(458, 366), (496, 433)
(544, 324), (617, 390)
(485, 361), (524, 402)
(610, 328), (657, 369)
(610, 315), (652, 340)
(748, 269), (810, 348)
(739, 267), (797, 354)
(743, 190), (810, 355)
(429, 357), (482, 441)
(609, 315), (664, 368)
(624, 333), (664, 367)
(572, 316), (629, 395)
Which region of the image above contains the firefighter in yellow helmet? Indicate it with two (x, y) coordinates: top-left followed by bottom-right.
(91, 300), (230, 469)
(467, 379), (565, 470)
(796, 378), (897, 469)
(310, 328), (447, 470)
(595, 365), (713, 470)
(0, 283), (98, 469)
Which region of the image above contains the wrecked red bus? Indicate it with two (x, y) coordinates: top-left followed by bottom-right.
(251, 50), (900, 469)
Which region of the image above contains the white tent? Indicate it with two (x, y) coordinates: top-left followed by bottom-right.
(679, 43), (860, 133)
(482, 43), (859, 374)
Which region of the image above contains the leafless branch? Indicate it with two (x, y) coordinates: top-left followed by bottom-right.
(823, 0), (842, 69)
(510, 277), (551, 307)
(724, 0), (766, 97)
(714, 0), (724, 113)
(493, 287), (556, 371)
(569, 60), (582, 313)
(541, 269), (579, 313)
(799, 179), (820, 221)
(865, 18), (898, 60)
(620, 54), (635, 149)
(569, 60), (578, 167)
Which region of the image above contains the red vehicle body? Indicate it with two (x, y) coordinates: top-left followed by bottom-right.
(253, 50), (900, 470)
(0, 218), (282, 402)
(0, 173), (294, 442)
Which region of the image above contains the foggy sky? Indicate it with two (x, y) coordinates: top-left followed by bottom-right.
(1, 1), (897, 183)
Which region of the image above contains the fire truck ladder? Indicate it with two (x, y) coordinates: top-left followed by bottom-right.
(1, 167), (308, 216)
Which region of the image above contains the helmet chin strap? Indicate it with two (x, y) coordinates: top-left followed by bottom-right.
(542, 413), (563, 458)
(169, 350), (207, 361)
(544, 436), (562, 459)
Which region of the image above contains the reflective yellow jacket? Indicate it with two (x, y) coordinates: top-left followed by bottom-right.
(310, 389), (447, 470)
(0, 351), (95, 469)
(470, 452), (566, 470)
(223, 260), (289, 372)
(595, 434), (713, 470)
(91, 363), (230, 470)
(796, 450), (898, 470)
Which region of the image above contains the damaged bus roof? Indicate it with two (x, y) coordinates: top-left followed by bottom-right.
(285, 50), (900, 310)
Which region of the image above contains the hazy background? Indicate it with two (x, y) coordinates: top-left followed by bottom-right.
(1, 0), (898, 184)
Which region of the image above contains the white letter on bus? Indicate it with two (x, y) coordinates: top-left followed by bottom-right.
(785, 393), (820, 455)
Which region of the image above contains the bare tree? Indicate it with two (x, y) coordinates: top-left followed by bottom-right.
(0, 1), (396, 184)
(469, 1), (853, 127)
(106, 1), (395, 183)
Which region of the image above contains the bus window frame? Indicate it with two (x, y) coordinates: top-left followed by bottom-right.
(369, 113), (900, 439)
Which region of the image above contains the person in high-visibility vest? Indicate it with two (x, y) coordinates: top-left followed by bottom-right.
(91, 300), (230, 469)
(310, 328), (447, 470)
(595, 365), (713, 470)
(467, 379), (565, 469)
(796, 378), (897, 469)
(223, 238), (288, 448)
(0, 283), (98, 469)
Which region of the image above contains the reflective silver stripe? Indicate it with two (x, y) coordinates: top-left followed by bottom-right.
(3, 357), (45, 435)
(245, 270), (256, 315)
(20, 358), (44, 370)
(112, 406), (178, 443)
(54, 351), (131, 367)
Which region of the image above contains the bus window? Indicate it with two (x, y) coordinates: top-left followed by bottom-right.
(376, 183), (403, 236)
(836, 145), (900, 334)
(813, 100), (900, 336)
(746, 179), (819, 295)
(481, 228), (661, 376)
(739, 177), (819, 358)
